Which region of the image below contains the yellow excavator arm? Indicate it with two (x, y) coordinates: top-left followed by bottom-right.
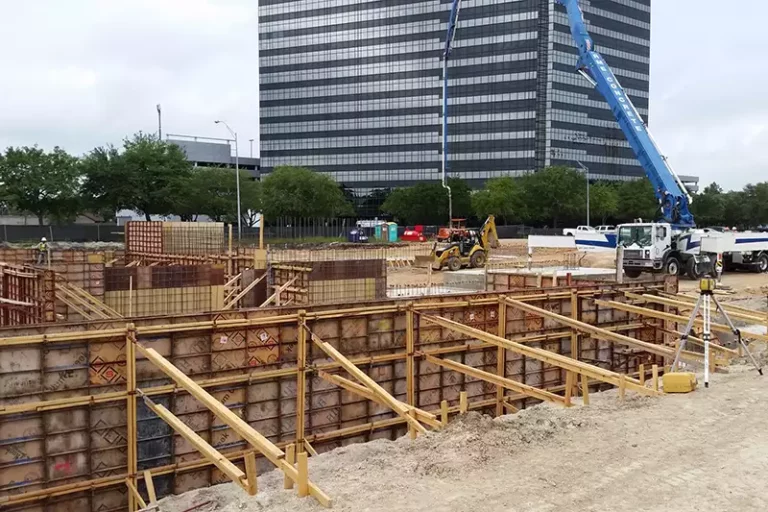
(480, 215), (499, 250)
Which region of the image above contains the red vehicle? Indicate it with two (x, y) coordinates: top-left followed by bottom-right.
(401, 226), (427, 242)
(437, 219), (469, 242)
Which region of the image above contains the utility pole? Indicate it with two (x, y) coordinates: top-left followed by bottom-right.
(215, 120), (242, 240)
(576, 160), (590, 226)
(156, 104), (162, 140)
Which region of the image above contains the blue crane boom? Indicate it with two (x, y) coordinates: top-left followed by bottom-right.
(555, 0), (695, 227)
(441, 0), (462, 225)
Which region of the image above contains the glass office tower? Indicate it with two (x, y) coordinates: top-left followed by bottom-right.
(259, 0), (695, 195)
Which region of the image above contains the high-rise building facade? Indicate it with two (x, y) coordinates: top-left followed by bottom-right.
(259, 0), (696, 194)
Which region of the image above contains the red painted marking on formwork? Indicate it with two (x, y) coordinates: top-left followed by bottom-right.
(53, 460), (72, 472)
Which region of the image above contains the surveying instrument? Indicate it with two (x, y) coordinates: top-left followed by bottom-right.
(670, 278), (763, 388)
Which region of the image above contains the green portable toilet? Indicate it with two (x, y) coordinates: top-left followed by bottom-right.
(388, 222), (398, 242)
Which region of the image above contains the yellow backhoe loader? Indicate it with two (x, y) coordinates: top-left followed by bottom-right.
(429, 215), (499, 271)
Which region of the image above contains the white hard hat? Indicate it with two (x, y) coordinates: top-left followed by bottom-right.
(41, 237), (47, 242)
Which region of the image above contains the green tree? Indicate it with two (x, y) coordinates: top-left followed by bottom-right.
(589, 182), (619, 225)
(381, 178), (471, 225)
(174, 168), (261, 224)
(741, 182), (768, 228)
(520, 166), (586, 227)
(0, 146), (82, 224)
(261, 166), (355, 219)
(690, 182), (725, 227)
(81, 133), (193, 221)
(616, 178), (659, 222)
(80, 145), (132, 221)
(472, 176), (526, 224)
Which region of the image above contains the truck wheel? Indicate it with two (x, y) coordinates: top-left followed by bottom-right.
(470, 250), (486, 268)
(447, 257), (462, 271)
(685, 258), (702, 280)
(757, 253), (768, 273)
(624, 269), (642, 279)
(664, 257), (681, 276)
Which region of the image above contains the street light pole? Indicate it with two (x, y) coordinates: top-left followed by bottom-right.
(576, 160), (590, 226)
(215, 120), (242, 240)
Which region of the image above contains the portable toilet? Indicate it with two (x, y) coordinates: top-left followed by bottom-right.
(387, 222), (398, 242)
(374, 223), (383, 240)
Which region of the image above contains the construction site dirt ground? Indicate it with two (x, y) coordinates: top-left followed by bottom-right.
(159, 363), (768, 512)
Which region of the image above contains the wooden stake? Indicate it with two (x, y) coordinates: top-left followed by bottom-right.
(639, 364), (646, 385)
(284, 444), (295, 490)
(143, 470), (157, 504)
(619, 374), (626, 400)
(406, 304), (415, 407)
(652, 364), (659, 392)
(496, 296), (507, 417)
(459, 391), (468, 414)
(245, 451), (258, 496)
(409, 409), (417, 440)
(125, 478), (147, 510)
(564, 371), (575, 406)
(297, 452), (309, 498)
(580, 373), (590, 405)
(126, 326), (138, 512)
(296, 312), (307, 453)
(441, 400), (448, 426)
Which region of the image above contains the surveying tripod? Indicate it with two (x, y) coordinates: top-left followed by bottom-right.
(670, 278), (763, 388)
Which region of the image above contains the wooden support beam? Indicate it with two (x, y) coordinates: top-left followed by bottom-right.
(425, 354), (568, 407)
(639, 364), (646, 385)
(441, 400), (448, 426)
(564, 371), (574, 406)
(596, 299), (768, 343)
(126, 326), (138, 512)
(245, 452), (258, 496)
(303, 440), (318, 457)
(133, 343), (332, 507)
(224, 272), (242, 290)
(628, 291), (767, 326)
(619, 374), (626, 400)
(459, 391), (468, 413)
(309, 330), (428, 435)
(296, 312), (307, 452)
(260, 276), (298, 307)
(224, 273), (267, 310)
(284, 444), (295, 490)
(570, 289), (580, 362)
(406, 304), (415, 408)
(505, 298), (676, 359)
(143, 470), (156, 504)
(419, 314), (660, 397)
(125, 479), (147, 510)
(139, 393), (248, 490)
(662, 292), (768, 324)
(297, 452), (309, 498)
(496, 296), (507, 417)
(581, 373), (590, 405)
(652, 364), (659, 391)
(318, 371), (441, 429)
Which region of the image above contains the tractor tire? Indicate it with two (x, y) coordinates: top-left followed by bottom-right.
(757, 253), (768, 273)
(664, 257), (681, 276)
(624, 268), (642, 279)
(470, 250), (487, 268)
(685, 257), (703, 280)
(447, 257), (462, 272)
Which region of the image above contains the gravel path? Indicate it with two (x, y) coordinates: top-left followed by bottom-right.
(159, 365), (768, 512)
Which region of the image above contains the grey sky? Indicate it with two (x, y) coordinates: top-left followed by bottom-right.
(0, 1), (765, 190)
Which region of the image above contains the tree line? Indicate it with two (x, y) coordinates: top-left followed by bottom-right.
(1, 139), (765, 229)
(0, 134), (353, 224)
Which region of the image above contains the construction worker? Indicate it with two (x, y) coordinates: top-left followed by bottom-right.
(37, 237), (48, 265)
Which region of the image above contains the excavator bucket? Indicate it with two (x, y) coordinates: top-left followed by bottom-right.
(413, 255), (435, 268)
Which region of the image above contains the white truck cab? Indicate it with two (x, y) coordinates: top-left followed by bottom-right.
(619, 221), (768, 279)
(563, 225), (595, 236)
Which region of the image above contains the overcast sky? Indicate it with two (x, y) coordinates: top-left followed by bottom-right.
(0, 1), (765, 190)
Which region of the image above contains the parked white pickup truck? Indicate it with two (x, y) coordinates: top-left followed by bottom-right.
(563, 225), (595, 236)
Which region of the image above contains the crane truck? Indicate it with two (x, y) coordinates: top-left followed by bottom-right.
(556, 0), (768, 279)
